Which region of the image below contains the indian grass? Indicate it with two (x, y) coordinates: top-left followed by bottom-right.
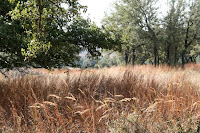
(0, 64), (200, 132)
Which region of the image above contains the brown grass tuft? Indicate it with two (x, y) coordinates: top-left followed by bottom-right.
(0, 64), (200, 132)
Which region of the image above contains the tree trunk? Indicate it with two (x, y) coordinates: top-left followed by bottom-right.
(154, 45), (157, 67)
(125, 50), (129, 65)
(132, 48), (135, 66)
(166, 43), (170, 66)
(181, 49), (186, 68)
(174, 46), (177, 65)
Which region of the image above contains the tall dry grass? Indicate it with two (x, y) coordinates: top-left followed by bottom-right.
(0, 64), (200, 132)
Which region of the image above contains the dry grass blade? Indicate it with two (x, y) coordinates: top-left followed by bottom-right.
(144, 102), (159, 113)
(119, 97), (139, 103)
(29, 103), (46, 110)
(29, 103), (45, 108)
(104, 98), (115, 103)
(65, 96), (76, 101)
(96, 104), (107, 112)
(91, 96), (104, 105)
(47, 94), (61, 100)
(61, 78), (69, 89)
(191, 101), (200, 111)
(30, 87), (39, 103)
(114, 95), (124, 98)
(98, 114), (109, 123)
(94, 100), (104, 105)
(78, 88), (87, 97)
(165, 100), (175, 103)
(28, 105), (41, 109)
(154, 98), (164, 102)
(120, 98), (132, 102)
(74, 106), (84, 109)
(115, 95), (124, 97)
(75, 109), (90, 115)
(81, 109), (91, 114)
(65, 93), (76, 101)
(103, 108), (113, 115)
(43, 101), (57, 107)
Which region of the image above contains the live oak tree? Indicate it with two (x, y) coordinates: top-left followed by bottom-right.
(0, 0), (26, 69)
(31, 17), (121, 68)
(1, 0), (85, 69)
(8, 0), (85, 59)
(1, 0), (120, 69)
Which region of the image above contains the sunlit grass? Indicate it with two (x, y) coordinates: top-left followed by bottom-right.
(0, 64), (200, 132)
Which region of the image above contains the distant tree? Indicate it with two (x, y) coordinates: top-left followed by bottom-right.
(163, 0), (200, 66)
(97, 51), (125, 68)
(163, 0), (185, 66)
(81, 58), (93, 68)
(103, 0), (200, 66)
(103, 0), (160, 66)
(180, 0), (200, 66)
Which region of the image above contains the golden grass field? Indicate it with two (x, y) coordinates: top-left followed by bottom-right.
(0, 64), (200, 132)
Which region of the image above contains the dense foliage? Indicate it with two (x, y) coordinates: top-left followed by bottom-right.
(1, 0), (199, 69)
(103, 0), (200, 66)
(0, 0), (120, 69)
(0, 0), (25, 68)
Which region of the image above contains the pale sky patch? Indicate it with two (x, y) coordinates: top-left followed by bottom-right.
(79, 0), (116, 26)
(79, 0), (169, 26)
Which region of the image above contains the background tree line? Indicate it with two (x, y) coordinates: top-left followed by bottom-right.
(0, 0), (200, 70)
(103, 0), (200, 67)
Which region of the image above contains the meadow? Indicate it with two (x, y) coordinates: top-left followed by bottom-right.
(0, 64), (200, 133)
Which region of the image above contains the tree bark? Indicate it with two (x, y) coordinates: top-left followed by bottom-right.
(182, 49), (186, 68)
(154, 45), (157, 67)
(174, 46), (177, 65)
(132, 48), (135, 65)
(166, 42), (171, 66)
(125, 50), (129, 65)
